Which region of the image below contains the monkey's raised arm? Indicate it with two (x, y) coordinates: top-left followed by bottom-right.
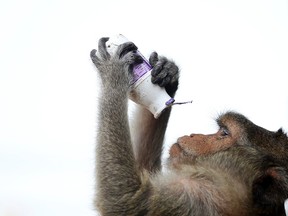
(91, 38), (181, 215)
(132, 52), (179, 173)
(91, 38), (147, 214)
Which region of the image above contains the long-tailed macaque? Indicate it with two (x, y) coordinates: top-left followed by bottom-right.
(90, 38), (288, 216)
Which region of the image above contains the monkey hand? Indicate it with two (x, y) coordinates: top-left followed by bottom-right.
(149, 52), (180, 97)
(90, 37), (143, 91)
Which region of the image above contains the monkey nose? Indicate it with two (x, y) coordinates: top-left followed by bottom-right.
(177, 135), (190, 143)
(190, 133), (204, 137)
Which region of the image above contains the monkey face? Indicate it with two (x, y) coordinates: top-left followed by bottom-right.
(170, 129), (233, 158)
(169, 113), (242, 161)
(168, 111), (288, 170)
(167, 130), (235, 169)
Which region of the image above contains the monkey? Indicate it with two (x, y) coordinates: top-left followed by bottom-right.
(90, 38), (288, 216)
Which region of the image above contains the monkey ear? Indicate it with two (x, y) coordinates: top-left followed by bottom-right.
(252, 166), (288, 208)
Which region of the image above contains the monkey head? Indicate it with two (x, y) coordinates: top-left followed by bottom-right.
(168, 111), (288, 215)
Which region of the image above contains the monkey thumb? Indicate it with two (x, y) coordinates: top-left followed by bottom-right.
(90, 49), (97, 58)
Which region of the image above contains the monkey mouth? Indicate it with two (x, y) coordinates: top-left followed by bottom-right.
(169, 137), (198, 159)
(168, 142), (198, 169)
(169, 142), (188, 158)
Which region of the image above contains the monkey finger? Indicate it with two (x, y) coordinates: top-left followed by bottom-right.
(124, 51), (143, 68)
(149, 52), (159, 67)
(98, 37), (110, 60)
(170, 71), (180, 85)
(158, 76), (171, 88)
(117, 42), (138, 59)
(162, 65), (179, 96)
(151, 57), (168, 77)
(158, 60), (179, 82)
(164, 62), (180, 81)
(151, 59), (179, 96)
(151, 69), (168, 85)
(151, 56), (172, 82)
(90, 49), (100, 64)
(133, 53), (144, 65)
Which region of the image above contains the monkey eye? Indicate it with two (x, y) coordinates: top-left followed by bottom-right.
(220, 128), (229, 137)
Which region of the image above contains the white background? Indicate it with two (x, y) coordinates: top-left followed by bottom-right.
(0, 0), (288, 215)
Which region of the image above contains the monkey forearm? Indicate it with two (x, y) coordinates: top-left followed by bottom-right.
(133, 105), (172, 172)
(96, 90), (142, 200)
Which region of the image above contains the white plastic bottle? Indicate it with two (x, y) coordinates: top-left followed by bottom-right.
(102, 34), (175, 118)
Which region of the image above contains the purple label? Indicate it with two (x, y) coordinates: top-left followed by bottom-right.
(165, 98), (175, 106)
(132, 51), (152, 83)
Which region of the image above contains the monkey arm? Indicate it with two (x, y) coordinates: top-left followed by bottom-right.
(96, 88), (143, 197)
(91, 39), (180, 214)
(96, 87), (156, 214)
(132, 105), (172, 173)
(91, 39), (151, 214)
(132, 52), (179, 173)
